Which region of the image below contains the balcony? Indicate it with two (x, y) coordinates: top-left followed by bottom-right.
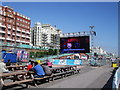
(26, 31), (30, 34)
(8, 26), (11, 29)
(8, 31), (11, 34)
(7, 14), (13, 18)
(16, 39), (21, 42)
(0, 36), (5, 39)
(6, 37), (12, 40)
(42, 34), (48, 36)
(21, 35), (26, 38)
(42, 37), (48, 39)
(13, 28), (15, 30)
(17, 28), (21, 32)
(16, 33), (21, 36)
(26, 36), (30, 39)
(21, 41), (26, 43)
(25, 41), (30, 44)
(12, 33), (15, 35)
(22, 30), (26, 33)
(0, 29), (5, 33)
(12, 39), (15, 41)
(0, 23), (6, 28)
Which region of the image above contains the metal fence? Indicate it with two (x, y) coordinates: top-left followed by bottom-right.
(89, 58), (107, 66)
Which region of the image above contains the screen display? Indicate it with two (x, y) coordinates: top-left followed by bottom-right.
(60, 36), (90, 53)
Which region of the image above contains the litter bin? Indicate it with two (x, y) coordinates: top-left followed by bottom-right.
(112, 62), (118, 67)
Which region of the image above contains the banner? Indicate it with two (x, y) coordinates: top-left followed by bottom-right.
(52, 59), (82, 65)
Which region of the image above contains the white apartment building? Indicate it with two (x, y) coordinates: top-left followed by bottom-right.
(93, 46), (107, 55)
(31, 22), (62, 49)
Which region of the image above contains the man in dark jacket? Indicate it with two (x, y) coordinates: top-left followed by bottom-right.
(6, 59), (11, 66)
(41, 63), (52, 76)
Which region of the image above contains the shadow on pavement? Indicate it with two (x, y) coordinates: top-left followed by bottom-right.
(102, 67), (118, 90)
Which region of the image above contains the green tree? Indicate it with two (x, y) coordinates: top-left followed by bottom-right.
(48, 49), (54, 55)
(29, 52), (36, 58)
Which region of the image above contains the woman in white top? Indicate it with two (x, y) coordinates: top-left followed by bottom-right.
(0, 59), (9, 73)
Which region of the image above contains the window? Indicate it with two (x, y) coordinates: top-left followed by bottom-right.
(0, 10), (2, 14)
(13, 12), (16, 15)
(8, 9), (12, 13)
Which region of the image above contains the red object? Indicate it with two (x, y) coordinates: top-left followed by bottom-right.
(27, 64), (33, 70)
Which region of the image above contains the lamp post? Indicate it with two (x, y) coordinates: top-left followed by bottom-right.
(89, 26), (95, 58)
(56, 34), (60, 58)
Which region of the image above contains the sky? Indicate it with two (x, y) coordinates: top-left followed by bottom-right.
(2, 2), (118, 56)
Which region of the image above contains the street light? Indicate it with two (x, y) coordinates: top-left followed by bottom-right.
(56, 34), (60, 58)
(89, 26), (95, 58)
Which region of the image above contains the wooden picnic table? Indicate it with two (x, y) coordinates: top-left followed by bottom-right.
(0, 70), (34, 88)
(6, 65), (27, 71)
(0, 65), (81, 88)
(0, 70), (27, 77)
(50, 65), (79, 73)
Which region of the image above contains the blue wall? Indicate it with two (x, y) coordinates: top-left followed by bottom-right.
(3, 53), (17, 63)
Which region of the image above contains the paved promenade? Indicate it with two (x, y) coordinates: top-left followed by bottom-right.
(36, 62), (114, 89)
(7, 60), (114, 89)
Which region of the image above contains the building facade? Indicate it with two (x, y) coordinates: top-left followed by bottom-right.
(93, 46), (107, 55)
(31, 22), (62, 49)
(0, 6), (31, 45)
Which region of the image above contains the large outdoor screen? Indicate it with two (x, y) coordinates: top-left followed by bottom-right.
(60, 36), (90, 53)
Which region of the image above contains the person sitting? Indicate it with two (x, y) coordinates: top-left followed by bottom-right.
(31, 62), (45, 78)
(27, 61), (34, 71)
(41, 63), (52, 76)
(46, 60), (53, 68)
(6, 59), (12, 71)
(27, 60), (32, 66)
(0, 59), (9, 73)
(6, 59), (11, 66)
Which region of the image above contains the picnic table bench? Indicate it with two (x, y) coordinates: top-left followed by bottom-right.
(32, 65), (81, 87)
(6, 65), (27, 71)
(0, 65), (81, 88)
(0, 70), (34, 89)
